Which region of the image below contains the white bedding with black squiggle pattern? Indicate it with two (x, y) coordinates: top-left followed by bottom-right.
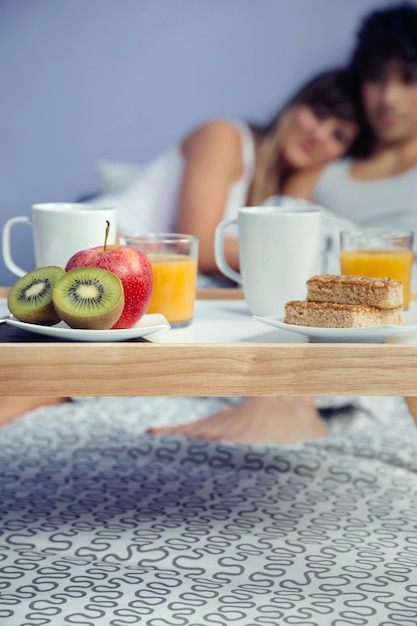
(1, 395), (417, 625)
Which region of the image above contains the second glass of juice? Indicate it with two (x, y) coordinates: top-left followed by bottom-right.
(122, 233), (199, 326)
(340, 230), (414, 309)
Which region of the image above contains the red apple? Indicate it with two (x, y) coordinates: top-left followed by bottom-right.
(65, 222), (153, 329)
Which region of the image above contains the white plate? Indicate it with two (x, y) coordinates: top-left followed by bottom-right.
(253, 312), (417, 343)
(5, 314), (170, 342)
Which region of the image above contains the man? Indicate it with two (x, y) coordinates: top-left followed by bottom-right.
(148, 3), (417, 444)
(287, 2), (417, 236)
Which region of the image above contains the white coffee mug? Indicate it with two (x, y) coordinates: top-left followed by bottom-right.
(215, 203), (322, 316)
(3, 203), (117, 277)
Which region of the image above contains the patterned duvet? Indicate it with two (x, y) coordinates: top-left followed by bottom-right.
(0, 395), (416, 625)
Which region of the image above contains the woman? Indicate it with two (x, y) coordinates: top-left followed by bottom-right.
(94, 69), (359, 275)
(0, 68), (361, 427)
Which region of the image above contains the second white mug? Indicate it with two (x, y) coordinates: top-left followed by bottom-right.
(3, 203), (118, 277)
(215, 203), (322, 316)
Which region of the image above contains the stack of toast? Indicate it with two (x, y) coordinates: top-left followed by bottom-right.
(284, 274), (403, 328)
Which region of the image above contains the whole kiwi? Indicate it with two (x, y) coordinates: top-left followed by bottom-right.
(52, 267), (124, 330)
(7, 266), (65, 325)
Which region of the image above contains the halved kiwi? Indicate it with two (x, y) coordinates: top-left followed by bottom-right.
(7, 266), (65, 325)
(52, 267), (124, 330)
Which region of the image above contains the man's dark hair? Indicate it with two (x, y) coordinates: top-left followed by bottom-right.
(350, 2), (417, 81)
(348, 3), (417, 155)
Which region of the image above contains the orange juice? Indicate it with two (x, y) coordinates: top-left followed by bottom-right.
(146, 253), (197, 324)
(340, 247), (413, 308)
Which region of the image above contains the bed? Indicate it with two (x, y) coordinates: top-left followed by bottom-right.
(1, 395), (417, 625)
(1, 199), (417, 624)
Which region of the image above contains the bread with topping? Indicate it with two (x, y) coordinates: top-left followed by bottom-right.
(284, 300), (403, 328)
(306, 274), (403, 310)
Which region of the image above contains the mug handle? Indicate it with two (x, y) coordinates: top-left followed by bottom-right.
(2, 216), (31, 277)
(214, 218), (242, 284)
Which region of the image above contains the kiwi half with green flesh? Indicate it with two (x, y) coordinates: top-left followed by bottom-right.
(52, 267), (124, 330)
(7, 266), (65, 325)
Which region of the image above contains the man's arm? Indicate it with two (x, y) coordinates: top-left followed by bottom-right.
(282, 164), (326, 201)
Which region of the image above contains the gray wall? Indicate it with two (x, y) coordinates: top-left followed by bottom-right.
(0, 0), (405, 285)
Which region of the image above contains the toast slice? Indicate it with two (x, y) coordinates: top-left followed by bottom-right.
(284, 300), (403, 328)
(306, 274), (403, 309)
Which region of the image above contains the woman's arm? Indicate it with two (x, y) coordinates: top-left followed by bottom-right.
(176, 120), (244, 274)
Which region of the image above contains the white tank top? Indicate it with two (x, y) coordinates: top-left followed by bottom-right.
(92, 121), (256, 235)
(313, 158), (417, 246)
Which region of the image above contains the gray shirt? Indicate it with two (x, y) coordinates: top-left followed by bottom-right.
(313, 157), (417, 247)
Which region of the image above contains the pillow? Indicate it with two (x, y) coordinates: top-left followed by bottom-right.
(95, 159), (143, 194)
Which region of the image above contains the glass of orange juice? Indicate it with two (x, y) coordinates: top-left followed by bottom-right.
(122, 233), (199, 327)
(340, 230), (414, 309)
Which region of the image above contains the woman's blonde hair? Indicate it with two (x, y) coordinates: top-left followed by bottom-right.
(247, 69), (359, 206)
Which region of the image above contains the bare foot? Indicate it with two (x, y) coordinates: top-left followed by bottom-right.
(147, 396), (329, 445)
(0, 396), (69, 427)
